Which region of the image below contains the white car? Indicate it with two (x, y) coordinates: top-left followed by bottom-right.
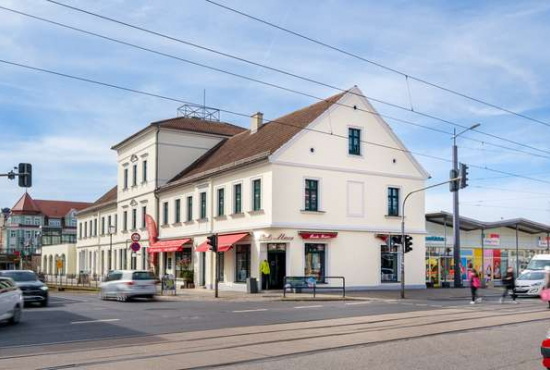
(526, 254), (550, 272)
(514, 270), (546, 297)
(0, 277), (23, 324)
(100, 270), (158, 302)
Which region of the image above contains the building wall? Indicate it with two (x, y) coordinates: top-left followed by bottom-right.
(41, 243), (77, 275)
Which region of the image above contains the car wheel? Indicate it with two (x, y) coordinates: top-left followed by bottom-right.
(9, 305), (22, 325)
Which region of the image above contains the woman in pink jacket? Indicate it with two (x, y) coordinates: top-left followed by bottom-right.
(468, 267), (482, 304)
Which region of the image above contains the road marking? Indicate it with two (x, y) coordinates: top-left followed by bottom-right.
(70, 319), (120, 325)
(294, 305), (323, 309)
(345, 301), (370, 306)
(232, 309), (269, 313)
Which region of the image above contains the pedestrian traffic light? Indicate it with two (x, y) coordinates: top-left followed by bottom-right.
(18, 163), (32, 188)
(207, 234), (218, 252)
(459, 163), (469, 189)
(404, 235), (413, 253)
(449, 169), (459, 192)
(391, 235), (402, 246)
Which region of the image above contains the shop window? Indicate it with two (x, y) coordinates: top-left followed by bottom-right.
(305, 179), (319, 211)
(175, 249), (192, 278)
(235, 244), (251, 282)
(387, 187), (400, 216)
(305, 244), (325, 283)
(217, 252), (225, 282)
(381, 243), (399, 282)
(348, 128), (361, 155)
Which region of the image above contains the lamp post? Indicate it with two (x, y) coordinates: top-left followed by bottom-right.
(108, 225), (115, 272)
(451, 123), (480, 288)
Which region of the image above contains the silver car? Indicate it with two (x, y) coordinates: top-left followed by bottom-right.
(514, 270), (546, 297)
(100, 270), (158, 302)
(0, 277), (24, 324)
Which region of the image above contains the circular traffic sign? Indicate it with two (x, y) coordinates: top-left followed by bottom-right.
(131, 232), (141, 242)
(130, 242), (141, 252)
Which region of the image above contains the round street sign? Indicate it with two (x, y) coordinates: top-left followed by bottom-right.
(130, 242), (141, 252)
(131, 233), (141, 242)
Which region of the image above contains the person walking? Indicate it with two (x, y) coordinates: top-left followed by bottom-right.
(260, 259), (271, 290)
(468, 267), (482, 304)
(500, 267), (517, 304)
(542, 266), (550, 309)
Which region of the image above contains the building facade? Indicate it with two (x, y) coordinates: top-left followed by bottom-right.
(2, 192), (91, 272)
(425, 212), (550, 287)
(77, 87), (429, 291)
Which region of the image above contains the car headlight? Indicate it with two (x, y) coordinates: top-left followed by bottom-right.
(533, 282), (543, 286)
(40, 286), (49, 291)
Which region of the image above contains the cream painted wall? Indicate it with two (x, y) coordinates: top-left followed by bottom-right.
(41, 243), (77, 275)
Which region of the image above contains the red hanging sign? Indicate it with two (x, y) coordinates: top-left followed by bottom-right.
(299, 232), (338, 240)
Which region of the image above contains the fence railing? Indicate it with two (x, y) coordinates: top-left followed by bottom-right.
(283, 276), (346, 298)
(44, 273), (101, 289)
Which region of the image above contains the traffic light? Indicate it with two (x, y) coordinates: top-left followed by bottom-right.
(391, 235), (402, 246)
(18, 163), (32, 188)
(449, 169), (459, 192)
(207, 234), (218, 252)
(459, 163), (469, 189)
(404, 235), (413, 253)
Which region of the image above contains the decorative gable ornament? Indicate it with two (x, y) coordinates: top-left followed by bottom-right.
(130, 199), (138, 207)
(130, 154), (139, 163)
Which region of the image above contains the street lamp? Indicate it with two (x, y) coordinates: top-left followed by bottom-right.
(108, 225), (115, 272)
(451, 123), (480, 288)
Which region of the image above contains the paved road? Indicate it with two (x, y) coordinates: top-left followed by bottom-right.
(1, 292), (448, 347)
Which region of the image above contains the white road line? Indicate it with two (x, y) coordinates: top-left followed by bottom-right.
(294, 305), (323, 309)
(232, 309), (269, 313)
(345, 301), (370, 306)
(70, 319), (120, 325)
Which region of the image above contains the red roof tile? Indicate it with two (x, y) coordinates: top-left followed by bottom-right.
(11, 192), (92, 218)
(164, 92), (346, 187)
(77, 186), (117, 215)
(11, 193), (41, 215)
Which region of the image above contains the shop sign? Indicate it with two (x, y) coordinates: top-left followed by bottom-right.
(259, 233), (294, 242)
(483, 233), (500, 246)
(538, 237), (550, 248)
(299, 232), (338, 240)
(425, 235), (447, 246)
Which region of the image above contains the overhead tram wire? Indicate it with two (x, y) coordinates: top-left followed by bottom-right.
(4, 7), (550, 162)
(41, 0), (550, 157)
(2, 58), (550, 187)
(204, 0), (550, 130)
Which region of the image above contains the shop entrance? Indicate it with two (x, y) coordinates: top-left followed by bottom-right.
(267, 244), (286, 289)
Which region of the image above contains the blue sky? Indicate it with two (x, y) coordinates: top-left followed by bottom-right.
(1, 0), (550, 222)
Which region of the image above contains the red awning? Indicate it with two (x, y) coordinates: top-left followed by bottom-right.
(299, 232), (338, 240)
(196, 241), (210, 252)
(218, 233), (249, 252)
(148, 238), (191, 253)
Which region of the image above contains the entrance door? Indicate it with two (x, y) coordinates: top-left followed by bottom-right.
(267, 244), (286, 289)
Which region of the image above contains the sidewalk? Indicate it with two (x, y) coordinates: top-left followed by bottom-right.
(155, 286), (505, 302)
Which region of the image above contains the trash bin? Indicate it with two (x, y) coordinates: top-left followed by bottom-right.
(246, 277), (258, 294)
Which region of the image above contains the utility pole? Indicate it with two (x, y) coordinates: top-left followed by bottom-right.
(401, 177), (460, 298)
(451, 124), (479, 289)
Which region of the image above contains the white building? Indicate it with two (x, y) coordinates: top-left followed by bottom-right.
(77, 87), (429, 290)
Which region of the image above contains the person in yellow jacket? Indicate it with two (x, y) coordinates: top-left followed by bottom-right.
(260, 259), (271, 290)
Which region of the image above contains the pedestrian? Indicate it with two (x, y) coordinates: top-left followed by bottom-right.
(468, 267), (482, 304)
(499, 267), (517, 304)
(542, 266), (550, 309)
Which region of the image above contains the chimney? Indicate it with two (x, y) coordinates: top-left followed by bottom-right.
(250, 112), (263, 134)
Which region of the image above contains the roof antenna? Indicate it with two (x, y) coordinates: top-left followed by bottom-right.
(176, 88), (220, 121)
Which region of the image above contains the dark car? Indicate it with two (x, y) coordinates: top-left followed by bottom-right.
(0, 270), (48, 307)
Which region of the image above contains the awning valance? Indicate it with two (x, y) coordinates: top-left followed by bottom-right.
(148, 238), (191, 253)
(299, 232), (338, 240)
(218, 233), (249, 252)
(196, 241), (210, 252)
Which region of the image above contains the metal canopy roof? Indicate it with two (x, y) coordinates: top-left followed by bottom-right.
(426, 212), (550, 234)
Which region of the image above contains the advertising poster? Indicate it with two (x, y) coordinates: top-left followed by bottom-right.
(484, 249), (493, 282)
(493, 249), (502, 280)
(473, 249), (483, 273)
(461, 250), (473, 280)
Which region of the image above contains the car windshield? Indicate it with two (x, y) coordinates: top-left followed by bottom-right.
(132, 271), (156, 280)
(518, 271), (545, 280)
(1, 271), (38, 282)
(526, 259), (550, 270)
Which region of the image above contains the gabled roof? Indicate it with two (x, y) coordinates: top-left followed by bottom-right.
(34, 200), (92, 218)
(111, 117), (246, 150)
(11, 193), (41, 215)
(10, 192), (91, 218)
(163, 91), (346, 188)
(77, 186), (118, 215)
